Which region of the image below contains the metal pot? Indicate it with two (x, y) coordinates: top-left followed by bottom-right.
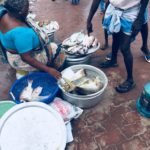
(65, 55), (90, 67)
(61, 65), (108, 108)
(62, 90), (106, 108)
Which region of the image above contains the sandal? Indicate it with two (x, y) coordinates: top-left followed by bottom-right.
(115, 80), (136, 93)
(100, 60), (118, 68)
(105, 52), (112, 60)
(141, 48), (150, 63)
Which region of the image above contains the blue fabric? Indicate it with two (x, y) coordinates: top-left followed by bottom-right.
(144, 7), (148, 24)
(0, 5), (8, 63)
(120, 19), (133, 34)
(99, 0), (105, 12)
(103, 4), (140, 35)
(0, 27), (40, 54)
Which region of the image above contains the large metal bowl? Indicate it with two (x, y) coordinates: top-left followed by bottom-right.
(61, 65), (108, 108)
(62, 89), (106, 108)
(65, 55), (90, 67)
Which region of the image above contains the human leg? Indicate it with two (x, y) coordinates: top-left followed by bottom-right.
(141, 23), (148, 52)
(100, 29), (109, 50)
(120, 33), (133, 81)
(100, 32), (120, 68)
(116, 32), (135, 93)
(140, 23), (150, 62)
(100, 1), (110, 50)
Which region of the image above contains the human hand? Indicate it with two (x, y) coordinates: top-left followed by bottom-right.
(48, 68), (62, 80)
(87, 21), (93, 35)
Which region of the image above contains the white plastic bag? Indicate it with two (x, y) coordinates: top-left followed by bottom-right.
(66, 122), (73, 143)
(50, 97), (83, 123)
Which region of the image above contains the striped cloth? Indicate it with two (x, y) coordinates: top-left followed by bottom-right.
(103, 3), (140, 35)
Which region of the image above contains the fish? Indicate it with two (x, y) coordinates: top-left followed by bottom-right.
(62, 68), (76, 81)
(62, 38), (77, 47)
(82, 35), (95, 48)
(50, 42), (58, 56)
(70, 32), (85, 43)
(77, 32), (85, 43)
(60, 68), (104, 95)
(92, 38), (98, 47)
(63, 32), (99, 56)
(62, 32), (85, 47)
(47, 21), (59, 31)
(72, 69), (86, 81)
(62, 68), (86, 82)
(88, 36), (95, 47)
(58, 77), (76, 92)
(31, 86), (43, 100)
(59, 69), (87, 92)
(67, 45), (89, 55)
(32, 95), (51, 101)
(67, 45), (83, 54)
(82, 35), (89, 47)
(41, 21), (59, 36)
(75, 77), (103, 95)
(78, 46), (88, 55)
(20, 80), (33, 102)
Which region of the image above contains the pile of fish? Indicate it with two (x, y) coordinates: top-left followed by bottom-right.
(27, 13), (59, 36)
(58, 68), (104, 95)
(33, 21), (59, 37)
(62, 32), (100, 56)
(20, 80), (50, 102)
(42, 21), (59, 34)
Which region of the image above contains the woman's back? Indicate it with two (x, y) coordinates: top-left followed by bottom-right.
(0, 26), (40, 54)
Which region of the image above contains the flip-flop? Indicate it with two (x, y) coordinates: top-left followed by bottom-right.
(105, 52), (112, 60)
(115, 80), (136, 93)
(100, 60), (118, 68)
(141, 48), (150, 63)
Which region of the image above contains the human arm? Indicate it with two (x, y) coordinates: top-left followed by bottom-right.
(87, 0), (101, 35)
(132, 0), (149, 36)
(20, 51), (61, 80)
(13, 28), (61, 79)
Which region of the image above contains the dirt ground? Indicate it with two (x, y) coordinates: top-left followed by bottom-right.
(0, 0), (150, 150)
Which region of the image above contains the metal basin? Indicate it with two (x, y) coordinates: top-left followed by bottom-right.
(65, 55), (90, 67)
(62, 89), (106, 108)
(61, 65), (108, 108)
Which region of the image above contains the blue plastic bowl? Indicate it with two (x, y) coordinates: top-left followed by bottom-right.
(10, 72), (59, 104)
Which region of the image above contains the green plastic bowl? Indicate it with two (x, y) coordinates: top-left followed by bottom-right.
(0, 101), (16, 118)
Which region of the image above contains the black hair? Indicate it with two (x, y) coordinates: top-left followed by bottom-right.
(4, 0), (29, 21)
(0, 5), (7, 19)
